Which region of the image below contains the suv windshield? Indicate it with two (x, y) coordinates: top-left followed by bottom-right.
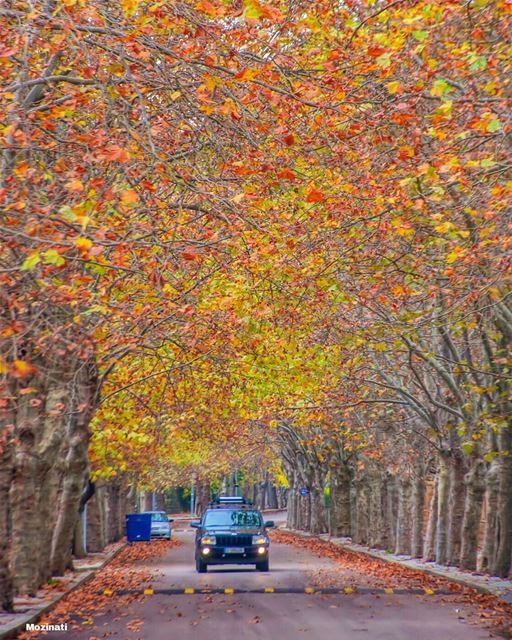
(203, 510), (263, 527)
(150, 513), (168, 522)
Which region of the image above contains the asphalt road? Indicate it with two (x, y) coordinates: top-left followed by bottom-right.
(40, 518), (493, 640)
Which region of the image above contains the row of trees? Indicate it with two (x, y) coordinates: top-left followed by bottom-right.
(1, 0), (510, 611)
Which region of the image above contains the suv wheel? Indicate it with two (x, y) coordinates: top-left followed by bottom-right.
(256, 559), (269, 572)
(196, 557), (207, 573)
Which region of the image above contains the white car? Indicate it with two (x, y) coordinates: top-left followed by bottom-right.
(142, 511), (173, 540)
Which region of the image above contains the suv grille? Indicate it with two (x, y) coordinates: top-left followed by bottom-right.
(216, 535), (253, 547)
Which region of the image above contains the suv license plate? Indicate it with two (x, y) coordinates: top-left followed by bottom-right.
(225, 547), (243, 554)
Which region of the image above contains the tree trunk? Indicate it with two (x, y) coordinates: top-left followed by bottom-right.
(384, 473), (398, 551)
(411, 477), (425, 558)
(480, 458), (499, 572)
(309, 484), (326, 534)
(368, 474), (386, 548)
(395, 477), (412, 555)
(436, 453), (450, 565)
(73, 514), (86, 559)
(491, 425), (512, 577)
(266, 483), (278, 509)
(447, 453), (466, 566)
(0, 424), (13, 611)
(276, 487), (288, 510)
(329, 465), (351, 537)
(460, 458), (485, 570)
(423, 477), (437, 561)
(86, 488), (106, 553)
(353, 479), (369, 545)
(195, 479), (211, 516)
(51, 361), (97, 575)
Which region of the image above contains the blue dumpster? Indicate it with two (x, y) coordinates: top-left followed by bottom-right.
(126, 513), (152, 542)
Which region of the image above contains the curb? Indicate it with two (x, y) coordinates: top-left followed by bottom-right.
(278, 527), (512, 603)
(0, 543), (127, 640)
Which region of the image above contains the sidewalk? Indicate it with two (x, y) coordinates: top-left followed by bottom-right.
(280, 527), (512, 603)
(0, 542), (126, 640)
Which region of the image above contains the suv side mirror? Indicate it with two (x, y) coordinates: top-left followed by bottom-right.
(190, 521), (200, 528)
(264, 521), (275, 528)
(168, 518), (174, 523)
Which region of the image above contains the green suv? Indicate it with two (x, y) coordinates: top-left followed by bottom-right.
(191, 497), (274, 573)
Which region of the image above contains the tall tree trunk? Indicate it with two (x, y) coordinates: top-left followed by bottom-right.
(384, 473), (398, 551)
(51, 361), (97, 575)
(87, 484), (106, 553)
(447, 453), (466, 565)
(395, 477), (412, 555)
(266, 483), (278, 509)
(480, 458), (499, 572)
(329, 465), (351, 537)
(309, 483), (326, 535)
(411, 476), (425, 558)
(460, 458), (485, 570)
(423, 477), (438, 561)
(353, 478), (369, 545)
(491, 424), (512, 577)
(368, 474), (386, 548)
(436, 453), (450, 565)
(0, 424), (13, 611)
(195, 479), (211, 516)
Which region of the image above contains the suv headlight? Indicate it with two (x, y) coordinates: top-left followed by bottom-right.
(252, 535), (269, 545)
(201, 535), (216, 545)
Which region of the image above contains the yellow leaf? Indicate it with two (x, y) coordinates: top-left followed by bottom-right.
(74, 237), (92, 251)
(65, 179), (84, 192)
(386, 81), (401, 94)
(446, 249), (461, 264)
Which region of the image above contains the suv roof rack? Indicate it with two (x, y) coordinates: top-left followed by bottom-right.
(207, 496), (254, 508)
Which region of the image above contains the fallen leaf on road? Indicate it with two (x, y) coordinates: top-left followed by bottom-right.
(249, 616), (261, 624)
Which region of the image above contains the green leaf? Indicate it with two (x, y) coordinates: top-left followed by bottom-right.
(243, 0), (263, 19)
(43, 249), (65, 266)
(376, 53), (391, 69)
(21, 252), (41, 270)
(412, 30), (429, 41)
(487, 119), (500, 133)
(461, 442), (474, 455)
(430, 78), (451, 97)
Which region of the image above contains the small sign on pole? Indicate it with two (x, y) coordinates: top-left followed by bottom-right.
(299, 487), (308, 497)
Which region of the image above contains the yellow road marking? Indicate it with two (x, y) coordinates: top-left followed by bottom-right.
(384, 588), (394, 594)
(143, 588), (154, 595)
(184, 588), (195, 594)
(264, 587), (275, 593)
(224, 588), (234, 594)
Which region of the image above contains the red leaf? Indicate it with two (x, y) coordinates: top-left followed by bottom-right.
(277, 169), (295, 180)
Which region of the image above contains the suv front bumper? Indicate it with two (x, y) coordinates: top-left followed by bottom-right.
(198, 545), (268, 564)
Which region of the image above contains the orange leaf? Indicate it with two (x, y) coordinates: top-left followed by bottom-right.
(305, 187), (325, 203)
(65, 179), (84, 192)
(182, 249), (199, 261)
(367, 46), (387, 57)
(11, 360), (37, 379)
(120, 189), (138, 205)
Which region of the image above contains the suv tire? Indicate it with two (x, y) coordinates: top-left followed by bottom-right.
(196, 557), (207, 573)
(256, 559), (269, 571)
